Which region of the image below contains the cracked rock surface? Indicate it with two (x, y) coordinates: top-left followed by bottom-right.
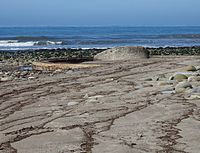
(0, 57), (200, 153)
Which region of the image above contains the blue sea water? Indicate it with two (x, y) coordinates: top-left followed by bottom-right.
(0, 26), (200, 51)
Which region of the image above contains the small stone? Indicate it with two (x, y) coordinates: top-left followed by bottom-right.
(28, 76), (37, 80)
(173, 74), (188, 82)
(0, 77), (13, 82)
(188, 76), (200, 82)
(67, 102), (79, 106)
(184, 65), (196, 71)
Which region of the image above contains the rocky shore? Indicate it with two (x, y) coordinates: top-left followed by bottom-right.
(0, 53), (200, 152)
(1, 46), (200, 82)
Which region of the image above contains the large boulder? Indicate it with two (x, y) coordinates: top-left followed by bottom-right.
(94, 46), (149, 61)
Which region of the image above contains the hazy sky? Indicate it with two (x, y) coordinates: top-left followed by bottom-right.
(0, 0), (200, 26)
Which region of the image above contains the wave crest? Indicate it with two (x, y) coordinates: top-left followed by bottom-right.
(0, 40), (63, 47)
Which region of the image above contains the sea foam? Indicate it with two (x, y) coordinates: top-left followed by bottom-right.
(0, 40), (62, 47)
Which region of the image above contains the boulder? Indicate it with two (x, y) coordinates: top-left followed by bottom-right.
(173, 74), (188, 82)
(94, 46), (149, 61)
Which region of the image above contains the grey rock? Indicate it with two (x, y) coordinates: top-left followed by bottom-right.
(188, 76), (200, 82)
(94, 46), (149, 61)
(175, 87), (187, 93)
(28, 76), (37, 80)
(175, 81), (192, 89)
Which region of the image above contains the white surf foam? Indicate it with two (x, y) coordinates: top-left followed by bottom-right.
(0, 40), (63, 47)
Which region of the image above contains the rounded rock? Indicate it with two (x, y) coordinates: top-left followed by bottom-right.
(175, 87), (186, 93)
(175, 81), (192, 89)
(158, 80), (176, 86)
(173, 74), (188, 82)
(184, 65), (196, 71)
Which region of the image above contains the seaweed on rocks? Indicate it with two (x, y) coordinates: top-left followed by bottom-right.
(147, 46), (200, 56)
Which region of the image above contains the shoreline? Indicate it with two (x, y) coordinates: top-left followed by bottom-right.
(1, 46), (200, 64)
(0, 45), (200, 82)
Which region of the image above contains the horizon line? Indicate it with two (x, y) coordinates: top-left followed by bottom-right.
(1, 25), (200, 28)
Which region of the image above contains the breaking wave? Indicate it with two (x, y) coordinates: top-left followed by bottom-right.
(0, 40), (63, 47)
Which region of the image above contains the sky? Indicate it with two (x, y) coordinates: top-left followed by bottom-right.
(0, 0), (200, 26)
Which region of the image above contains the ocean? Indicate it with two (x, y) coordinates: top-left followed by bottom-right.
(0, 26), (200, 51)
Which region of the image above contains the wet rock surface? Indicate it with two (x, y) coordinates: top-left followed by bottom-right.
(0, 56), (200, 153)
